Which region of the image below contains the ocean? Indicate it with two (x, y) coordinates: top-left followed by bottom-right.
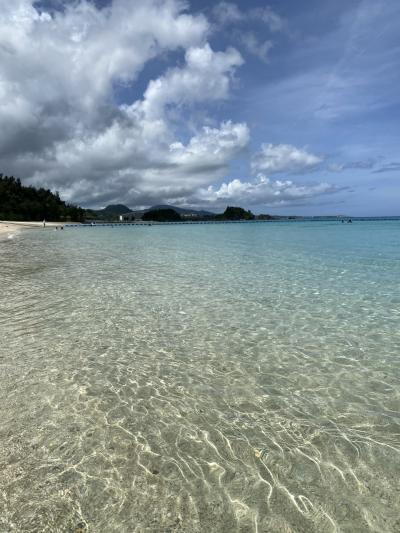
(0, 220), (399, 532)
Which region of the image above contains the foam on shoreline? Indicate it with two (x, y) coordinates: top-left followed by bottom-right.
(0, 223), (20, 240)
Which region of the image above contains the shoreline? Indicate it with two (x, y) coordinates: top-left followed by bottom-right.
(0, 221), (69, 240)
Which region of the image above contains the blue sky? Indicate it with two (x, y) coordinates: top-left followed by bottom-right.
(1, 0), (399, 214)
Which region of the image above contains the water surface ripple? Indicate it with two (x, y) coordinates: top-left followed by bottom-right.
(0, 222), (399, 532)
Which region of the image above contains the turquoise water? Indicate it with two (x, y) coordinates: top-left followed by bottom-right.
(0, 221), (399, 532)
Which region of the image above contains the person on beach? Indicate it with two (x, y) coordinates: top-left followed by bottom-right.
(43, 219), (46, 228)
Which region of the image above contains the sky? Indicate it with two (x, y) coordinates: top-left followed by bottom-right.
(0, 0), (399, 215)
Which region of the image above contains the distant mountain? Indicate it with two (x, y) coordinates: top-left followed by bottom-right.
(142, 208), (182, 222)
(99, 204), (132, 215)
(134, 204), (215, 217)
(85, 204), (132, 220)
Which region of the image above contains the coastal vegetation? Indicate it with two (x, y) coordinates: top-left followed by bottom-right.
(215, 206), (255, 220)
(0, 174), (85, 222)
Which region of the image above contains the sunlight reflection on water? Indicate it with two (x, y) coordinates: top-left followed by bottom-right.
(0, 221), (399, 532)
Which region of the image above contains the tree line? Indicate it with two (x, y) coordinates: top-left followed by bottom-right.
(0, 174), (85, 222)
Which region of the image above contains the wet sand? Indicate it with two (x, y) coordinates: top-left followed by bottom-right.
(0, 221), (72, 239)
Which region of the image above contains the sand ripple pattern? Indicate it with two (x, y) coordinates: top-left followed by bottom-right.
(0, 222), (399, 532)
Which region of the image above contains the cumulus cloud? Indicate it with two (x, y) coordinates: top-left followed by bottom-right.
(168, 121), (249, 172)
(0, 0), (209, 157)
(191, 174), (343, 208)
(21, 72), (249, 205)
(138, 44), (243, 120)
(252, 144), (323, 175)
(0, 1), (341, 210)
(0, 0), (208, 112)
(0, 0), (250, 206)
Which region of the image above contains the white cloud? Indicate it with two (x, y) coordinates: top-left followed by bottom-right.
(213, 2), (284, 32)
(0, 1), (341, 211)
(193, 174), (342, 208)
(0, 0), (250, 207)
(168, 121), (249, 178)
(138, 44), (243, 120)
(252, 144), (323, 175)
(0, 0), (210, 157)
(0, 0), (209, 111)
(21, 110), (249, 208)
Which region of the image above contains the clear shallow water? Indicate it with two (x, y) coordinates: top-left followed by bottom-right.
(0, 221), (399, 532)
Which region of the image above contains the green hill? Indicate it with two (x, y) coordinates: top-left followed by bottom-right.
(142, 208), (182, 222)
(216, 206), (255, 220)
(147, 205), (214, 217)
(0, 174), (85, 222)
(99, 204), (131, 215)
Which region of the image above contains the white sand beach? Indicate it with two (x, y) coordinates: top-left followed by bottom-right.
(0, 221), (69, 239)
